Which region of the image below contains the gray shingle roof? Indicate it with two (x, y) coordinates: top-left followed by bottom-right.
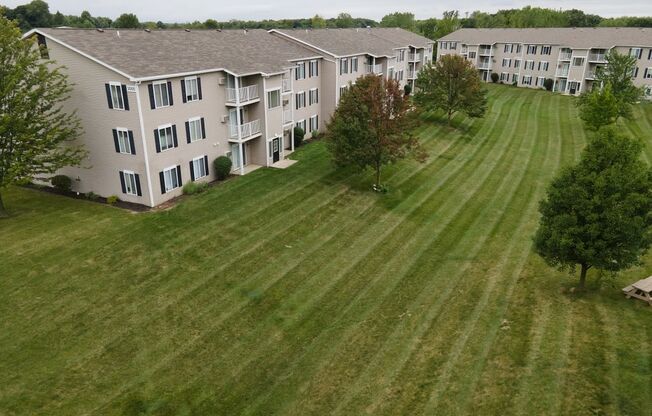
(274, 28), (433, 57)
(37, 28), (317, 79)
(437, 27), (652, 49)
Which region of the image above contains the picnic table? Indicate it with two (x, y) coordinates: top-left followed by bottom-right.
(623, 276), (652, 306)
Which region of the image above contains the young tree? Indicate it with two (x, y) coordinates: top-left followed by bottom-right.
(0, 16), (85, 217)
(414, 54), (488, 125)
(595, 51), (644, 119)
(326, 75), (426, 189)
(534, 128), (652, 289)
(311, 14), (326, 28)
(577, 82), (620, 131)
(335, 13), (354, 28)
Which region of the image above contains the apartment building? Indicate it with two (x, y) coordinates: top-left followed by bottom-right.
(437, 28), (652, 98)
(24, 27), (432, 207)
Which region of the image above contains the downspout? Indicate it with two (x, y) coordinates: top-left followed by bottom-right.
(134, 81), (155, 207)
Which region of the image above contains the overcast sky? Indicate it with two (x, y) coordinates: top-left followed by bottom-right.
(3, 0), (652, 22)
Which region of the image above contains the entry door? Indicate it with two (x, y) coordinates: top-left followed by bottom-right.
(272, 137), (280, 163)
(569, 81), (578, 95)
(230, 144), (247, 168)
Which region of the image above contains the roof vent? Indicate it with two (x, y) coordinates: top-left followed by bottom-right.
(216, 29), (222, 32)
(244, 29), (248, 34)
(96, 28), (104, 33)
(116, 30), (120, 38)
(144, 28), (151, 33)
(185, 28), (191, 32)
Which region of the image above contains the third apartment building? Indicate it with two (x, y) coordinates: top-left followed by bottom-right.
(437, 27), (652, 97)
(25, 27), (433, 207)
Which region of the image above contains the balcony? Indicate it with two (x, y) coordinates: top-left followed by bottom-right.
(556, 67), (570, 77)
(283, 109), (292, 125)
(585, 71), (596, 80)
(407, 69), (416, 79)
(229, 119), (261, 141)
(365, 64), (383, 74)
(408, 52), (422, 61)
(226, 85), (260, 104)
(589, 53), (606, 62)
(559, 52), (572, 61)
(478, 61), (491, 70)
(282, 78), (292, 93)
(479, 47), (492, 56)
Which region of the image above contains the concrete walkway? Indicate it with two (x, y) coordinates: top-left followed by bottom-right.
(271, 159), (297, 169)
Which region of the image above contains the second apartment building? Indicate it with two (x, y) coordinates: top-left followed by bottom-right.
(26, 27), (433, 207)
(437, 27), (652, 97)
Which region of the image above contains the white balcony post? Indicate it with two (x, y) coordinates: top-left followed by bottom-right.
(234, 76), (245, 175)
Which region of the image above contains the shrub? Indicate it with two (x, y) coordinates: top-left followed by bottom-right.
(183, 182), (209, 195)
(106, 195), (119, 205)
(293, 126), (305, 148)
(86, 191), (99, 201)
(512, 80), (518, 87)
(213, 156), (232, 180)
(490, 72), (499, 83)
(311, 130), (319, 139)
(51, 175), (72, 192)
(403, 83), (412, 96)
(544, 78), (554, 91)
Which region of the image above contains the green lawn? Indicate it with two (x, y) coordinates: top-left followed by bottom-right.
(1, 85), (651, 416)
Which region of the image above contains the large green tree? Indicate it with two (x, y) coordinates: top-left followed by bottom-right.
(311, 14), (326, 28)
(326, 75), (425, 189)
(0, 16), (85, 217)
(594, 51), (644, 119)
(414, 54), (487, 125)
(534, 128), (652, 289)
(380, 12), (416, 31)
(113, 13), (140, 28)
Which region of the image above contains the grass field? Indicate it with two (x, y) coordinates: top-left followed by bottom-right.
(1, 85), (652, 416)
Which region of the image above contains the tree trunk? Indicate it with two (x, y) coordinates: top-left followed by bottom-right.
(578, 263), (588, 290)
(375, 161), (381, 188)
(447, 110), (453, 125)
(0, 190), (7, 218)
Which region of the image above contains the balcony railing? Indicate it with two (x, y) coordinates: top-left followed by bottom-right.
(282, 78), (291, 92)
(556, 67), (570, 77)
(230, 119), (261, 140)
(589, 53), (606, 62)
(585, 71), (596, 80)
(283, 109), (292, 124)
(407, 69), (416, 79)
(559, 52), (572, 61)
(408, 52), (422, 61)
(479, 47), (492, 55)
(478, 61), (491, 70)
(226, 85), (260, 103)
(365, 64), (383, 74)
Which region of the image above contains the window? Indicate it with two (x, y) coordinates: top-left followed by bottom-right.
(397, 49), (405, 62)
(398, 70), (404, 81)
(119, 171), (141, 196)
(267, 89), (281, 109)
(527, 45), (537, 55)
(516, 44), (522, 54)
(539, 61), (549, 71)
(309, 115), (319, 132)
(630, 48), (643, 59)
(573, 57), (584, 66)
(155, 124), (177, 152)
(185, 118), (204, 143)
(512, 73), (518, 83)
(106, 82), (127, 110)
(351, 57), (358, 72)
(113, 128), (134, 154)
(450, 42), (457, 50)
(526, 60), (535, 70)
(161, 165), (181, 193)
(441, 42), (448, 50)
(339, 85), (348, 97)
(295, 91), (306, 109)
(500, 72), (508, 82)
(502, 58), (510, 67)
(309, 88), (319, 105)
(514, 59), (521, 69)
(296, 119), (306, 135)
(295, 62), (306, 80)
(504, 44), (510, 53)
(537, 77), (545, 87)
(645, 68), (652, 79)
(522, 75), (532, 86)
(541, 45), (552, 55)
(632, 67), (639, 78)
(309, 60), (319, 77)
(190, 156), (209, 181)
(152, 81), (171, 108)
(183, 77), (201, 102)
(388, 67), (394, 80)
(340, 58), (349, 75)
(468, 51), (476, 59)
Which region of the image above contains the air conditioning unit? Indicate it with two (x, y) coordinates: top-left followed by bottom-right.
(218, 77), (226, 85)
(221, 115), (228, 123)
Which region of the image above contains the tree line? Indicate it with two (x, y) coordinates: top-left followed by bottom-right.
(3, 1), (652, 40)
